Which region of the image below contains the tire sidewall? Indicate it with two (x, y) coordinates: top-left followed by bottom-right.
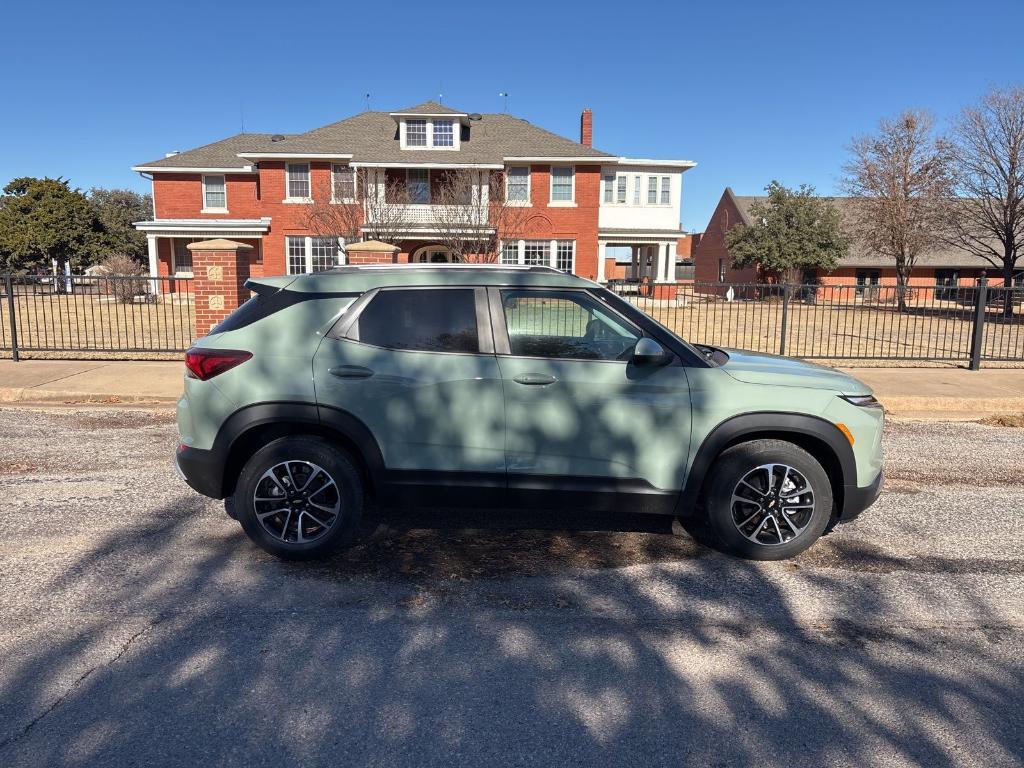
(705, 440), (833, 561)
(235, 436), (363, 560)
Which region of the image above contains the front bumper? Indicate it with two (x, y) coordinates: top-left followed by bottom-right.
(840, 469), (884, 522)
(175, 444), (225, 499)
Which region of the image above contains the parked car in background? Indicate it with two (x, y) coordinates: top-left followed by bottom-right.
(174, 265), (884, 561)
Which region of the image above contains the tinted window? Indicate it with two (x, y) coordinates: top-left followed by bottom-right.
(212, 291), (356, 334)
(355, 289), (479, 353)
(500, 290), (640, 361)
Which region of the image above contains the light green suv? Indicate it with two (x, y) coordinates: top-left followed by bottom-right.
(175, 265), (883, 561)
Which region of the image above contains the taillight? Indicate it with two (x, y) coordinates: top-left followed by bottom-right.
(185, 348), (252, 380)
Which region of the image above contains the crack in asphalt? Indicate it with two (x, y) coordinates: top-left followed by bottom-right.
(0, 617), (163, 751)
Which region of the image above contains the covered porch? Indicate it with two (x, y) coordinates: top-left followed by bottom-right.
(597, 230), (681, 289)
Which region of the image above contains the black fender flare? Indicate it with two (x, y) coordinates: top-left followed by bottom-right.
(209, 401), (386, 497)
(678, 411), (856, 515)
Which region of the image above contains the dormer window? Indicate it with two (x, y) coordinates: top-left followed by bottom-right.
(400, 117), (461, 150)
(406, 120), (427, 147)
(433, 120), (454, 147)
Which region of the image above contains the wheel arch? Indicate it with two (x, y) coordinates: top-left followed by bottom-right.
(214, 402), (385, 499)
(679, 412), (855, 517)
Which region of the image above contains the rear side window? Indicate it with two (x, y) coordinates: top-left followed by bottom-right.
(212, 290), (357, 334)
(353, 289), (479, 353)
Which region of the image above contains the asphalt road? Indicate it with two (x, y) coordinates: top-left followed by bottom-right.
(0, 406), (1022, 767)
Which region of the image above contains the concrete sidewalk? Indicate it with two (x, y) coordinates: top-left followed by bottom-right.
(0, 358), (1022, 418)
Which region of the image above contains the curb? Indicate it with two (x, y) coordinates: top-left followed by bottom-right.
(879, 395), (1024, 420)
(0, 387), (178, 406)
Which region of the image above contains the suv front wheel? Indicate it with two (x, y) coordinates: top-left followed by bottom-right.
(704, 439), (833, 560)
(234, 436), (364, 560)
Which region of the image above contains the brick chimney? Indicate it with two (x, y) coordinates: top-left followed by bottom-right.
(580, 107), (593, 147)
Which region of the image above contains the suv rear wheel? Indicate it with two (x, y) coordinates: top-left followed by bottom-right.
(704, 439), (832, 560)
(234, 436), (363, 560)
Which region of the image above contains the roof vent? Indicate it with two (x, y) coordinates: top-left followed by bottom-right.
(468, 113), (482, 121)
(270, 134), (286, 142)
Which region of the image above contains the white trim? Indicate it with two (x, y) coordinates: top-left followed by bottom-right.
(390, 111), (469, 118)
(201, 174), (228, 213)
(170, 237), (195, 278)
(399, 117), (461, 151)
(330, 163), (356, 204)
(133, 218), (271, 233)
(132, 165), (256, 173)
(236, 153), (353, 160)
(352, 162), (503, 169)
(504, 156), (609, 162)
(146, 234), (159, 288)
(286, 234), (343, 274)
(505, 165), (531, 206)
(613, 157), (697, 169)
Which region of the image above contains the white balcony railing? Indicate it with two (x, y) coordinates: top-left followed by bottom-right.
(365, 203), (492, 229)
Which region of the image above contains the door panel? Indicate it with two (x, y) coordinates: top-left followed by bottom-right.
(314, 338), (506, 473)
(493, 288), (692, 491)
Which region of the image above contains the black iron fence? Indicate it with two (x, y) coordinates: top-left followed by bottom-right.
(1, 273), (1021, 367)
(1, 274), (195, 360)
(607, 278), (1023, 369)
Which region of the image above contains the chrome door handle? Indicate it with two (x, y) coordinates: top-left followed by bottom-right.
(513, 373), (557, 386)
(329, 365), (374, 379)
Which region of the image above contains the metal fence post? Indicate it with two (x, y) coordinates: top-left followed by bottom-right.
(779, 283), (790, 356)
(968, 275), (988, 370)
(4, 274), (19, 362)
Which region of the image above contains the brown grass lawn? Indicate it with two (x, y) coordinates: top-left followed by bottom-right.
(0, 293), (195, 359)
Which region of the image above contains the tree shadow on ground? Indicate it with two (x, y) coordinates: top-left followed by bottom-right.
(1, 495), (1022, 767)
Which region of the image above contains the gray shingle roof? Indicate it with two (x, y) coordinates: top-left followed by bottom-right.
(134, 133), (286, 170)
(134, 110), (613, 170)
(390, 100), (465, 115)
(729, 191), (993, 269)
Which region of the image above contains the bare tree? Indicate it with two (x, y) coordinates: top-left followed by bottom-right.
(428, 169), (532, 262)
(301, 168), (411, 252)
(842, 110), (953, 311)
(946, 85), (1024, 315)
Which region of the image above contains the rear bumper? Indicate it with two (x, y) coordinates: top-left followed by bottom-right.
(841, 469), (884, 522)
(175, 444), (225, 499)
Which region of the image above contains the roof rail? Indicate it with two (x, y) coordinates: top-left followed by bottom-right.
(327, 264), (562, 274)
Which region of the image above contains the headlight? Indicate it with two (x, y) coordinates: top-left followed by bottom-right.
(840, 394), (883, 408)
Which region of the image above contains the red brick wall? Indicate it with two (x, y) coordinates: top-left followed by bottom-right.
(191, 247), (252, 336)
(694, 192), (757, 292)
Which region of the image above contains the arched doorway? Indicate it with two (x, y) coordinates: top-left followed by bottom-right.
(411, 245), (458, 263)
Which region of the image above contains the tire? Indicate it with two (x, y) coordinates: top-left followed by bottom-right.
(703, 439), (833, 561)
(234, 436), (364, 560)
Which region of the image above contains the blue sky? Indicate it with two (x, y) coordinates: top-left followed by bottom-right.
(2, 0), (1021, 231)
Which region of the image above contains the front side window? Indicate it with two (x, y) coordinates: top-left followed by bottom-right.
(500, 290), (640, 361)
(432, 120), (454, 147)
(633, 175), (641, 204)
(332, 165), (355, 201)
(501, 241), (519, 264)
(647, 176), (658, 204)
(202, 175), (226, 210)
(507, 167), (530, 202)
(355, 289), (479, 353)
(617, 175), (627, 204)
(660, 176), (671, 205)
(287, 236), (307, 274)
(407, 169), (429, 203)
(287, 163), (310, 199)
(718, 259), (726, 282)
(406, 120), (427, 147)
(550, 166), (574, 202)
(603, 174), (614, 203)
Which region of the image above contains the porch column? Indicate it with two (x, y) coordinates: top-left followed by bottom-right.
(146, 234), (159, 294)
(188, 239), (253, 337)
(597, 241), (607, 283)
(656, 241), (669, 283)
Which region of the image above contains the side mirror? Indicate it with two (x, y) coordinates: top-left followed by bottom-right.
(632, 337), (671, 366)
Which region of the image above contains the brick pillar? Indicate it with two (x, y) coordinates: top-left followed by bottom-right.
(187, 239), (254, 337)
(344, 240), (400, 265)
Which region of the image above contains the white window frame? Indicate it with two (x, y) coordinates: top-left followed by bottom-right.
(286, 235), (342, 274)
(633, 175), (641, 205)
(647, 176), (658, 205)
(500, 239), (576, 273)
(401, 118), (461, 150)
(285, 163), (312, 202)
(549, 166), (576, 206)
(505, 166), (531, 206)
(201, 174), (227, 213)
(432, 119), (455, 147)
(603, 174), (615, 203)
(331, 164), (356, 203)
(616, 175), (627, 204)
(660, 176), (671, 205)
